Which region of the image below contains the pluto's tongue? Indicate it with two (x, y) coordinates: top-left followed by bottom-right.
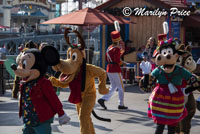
(60, 73), (70, 82)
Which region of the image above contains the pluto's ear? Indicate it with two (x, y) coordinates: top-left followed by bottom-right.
(41, 45), (60, 66)
(185, 45), (192, 52)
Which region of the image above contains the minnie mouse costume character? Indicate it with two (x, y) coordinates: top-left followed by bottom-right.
(146, 34), (199, 134)
(11, 46), (70, 134)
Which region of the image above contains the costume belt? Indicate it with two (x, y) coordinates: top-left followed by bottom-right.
(108, 62), (117, 64)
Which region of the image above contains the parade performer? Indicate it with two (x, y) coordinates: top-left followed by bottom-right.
(98, 27), (128, 110)
(175, 44), (200, 134)
(49, 28), (110, 134)
(10, 46), (70, 134)
(12, 40), (38, 99)
(146, 33), (200, 134)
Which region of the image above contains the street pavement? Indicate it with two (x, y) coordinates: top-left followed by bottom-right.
(0, 84), (200, 134)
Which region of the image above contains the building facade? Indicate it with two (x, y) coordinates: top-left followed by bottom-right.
(96, 0), (200, 68)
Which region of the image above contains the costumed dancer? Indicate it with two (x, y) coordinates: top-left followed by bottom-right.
(49, 28), (110, 134)
(175, 44), (200, 134)
(146, 22), (200, 134)
(98, 21), (128, 110)
(12, 40), (38, 99)
(10, 46), (70, 134)
(148, 35), (200, 134)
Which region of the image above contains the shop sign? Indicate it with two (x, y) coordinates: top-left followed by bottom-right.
(171, 22), (180, 39)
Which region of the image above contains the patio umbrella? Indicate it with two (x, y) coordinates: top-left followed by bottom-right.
(42, 7), (134, 63)
(42, 8), (132, 25)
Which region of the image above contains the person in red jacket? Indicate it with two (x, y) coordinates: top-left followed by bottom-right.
(98, 31), (128, 110)
(11, 46), (70, 134)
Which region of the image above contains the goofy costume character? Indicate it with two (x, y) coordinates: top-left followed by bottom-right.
(146, 34), (199, 134)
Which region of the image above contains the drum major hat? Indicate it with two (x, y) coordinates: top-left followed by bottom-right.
(111, 31), (121, 42)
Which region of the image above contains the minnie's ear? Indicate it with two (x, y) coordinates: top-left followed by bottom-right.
(41, 45), (60, 66)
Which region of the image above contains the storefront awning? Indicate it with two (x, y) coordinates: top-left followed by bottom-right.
(183, 15), (200, 27)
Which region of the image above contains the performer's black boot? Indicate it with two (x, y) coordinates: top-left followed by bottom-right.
(98, 99), (107, 110)
(118, 105), (128, 110)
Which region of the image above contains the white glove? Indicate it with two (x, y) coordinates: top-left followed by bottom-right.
(58, 113), (70, 126)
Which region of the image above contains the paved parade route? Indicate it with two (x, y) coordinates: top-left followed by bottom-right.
(0, 85), (200, 134)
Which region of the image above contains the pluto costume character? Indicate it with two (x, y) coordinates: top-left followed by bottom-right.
(146, 34), (199, 134)
(49, 29), (109, 134)
(176, 44), (200, 134)
(11, 46), (70, 134)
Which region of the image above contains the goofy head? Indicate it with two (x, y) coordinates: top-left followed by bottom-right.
(155, 34), (180, 73)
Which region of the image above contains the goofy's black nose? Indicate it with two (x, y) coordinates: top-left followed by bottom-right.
(166, 54), (171, 59)
(11, 64), (17, 71)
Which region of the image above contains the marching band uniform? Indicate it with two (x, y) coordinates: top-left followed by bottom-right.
(98, 31), (128, 110)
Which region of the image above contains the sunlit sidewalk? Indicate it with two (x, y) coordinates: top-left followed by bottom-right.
(0, 85), (200, 134)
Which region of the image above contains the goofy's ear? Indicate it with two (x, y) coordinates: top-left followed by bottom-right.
(41, 45), (60, 66)
(185, 45), (192, 53)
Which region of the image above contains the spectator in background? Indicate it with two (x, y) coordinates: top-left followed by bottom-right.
(145, 37), (157, 61)
(124, 40), (136, 54)
(19, 25), (25, 34)
(145, 37), (157, 70)
(25, 40), (38, 49)
(139, 52), (152, 92)
(121, 40), (136, 60)
(0, 44), (7, 59)
(137, 46), (145, 61)
(0, 44), (7, 54)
